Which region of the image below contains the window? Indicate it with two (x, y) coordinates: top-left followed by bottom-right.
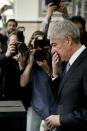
(0, 0), (14, 27)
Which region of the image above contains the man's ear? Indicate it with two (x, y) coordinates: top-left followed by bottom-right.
(65, 35), (72, 47)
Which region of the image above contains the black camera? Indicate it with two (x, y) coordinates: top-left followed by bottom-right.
(15, 27), (29, 55)
(33, 37), (50, 61)
(45, 0), (61, 5)
(15, 42), (29, 55)
(16, 27), (25, 43)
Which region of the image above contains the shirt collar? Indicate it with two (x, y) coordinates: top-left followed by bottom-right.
(69, 45), (86, 66)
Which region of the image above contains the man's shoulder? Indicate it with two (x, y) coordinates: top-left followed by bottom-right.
(0, 32), (8, 43)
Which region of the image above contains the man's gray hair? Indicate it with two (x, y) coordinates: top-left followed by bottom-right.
(48, 19), (80, 43)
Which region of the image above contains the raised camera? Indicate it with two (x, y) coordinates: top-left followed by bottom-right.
(33, 37), (50, 61)
(15, 26), (29, 55)
(15, 42), (29, 55)
(45, 0), (61, 5)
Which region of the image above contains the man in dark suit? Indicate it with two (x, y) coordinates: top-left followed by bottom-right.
(45, 19), (87, 131)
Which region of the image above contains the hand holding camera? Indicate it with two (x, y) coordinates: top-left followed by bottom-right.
(47, 3), (57, 19)
(46, 0), (61, 6)
(5, 43), (17, 58)
(57, 2), (68, 17)
(27, 48), (35, 64)
(47, 0), (68, 18)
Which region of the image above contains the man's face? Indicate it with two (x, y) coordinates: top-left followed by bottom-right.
(6, 21), (17, 34)
(50, 36), (70, 61)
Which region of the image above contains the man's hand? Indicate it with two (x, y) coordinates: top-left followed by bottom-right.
(52, 51), (61, 77)
(45, 115), (60, 129)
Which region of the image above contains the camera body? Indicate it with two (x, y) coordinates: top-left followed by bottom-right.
(15, 32), (50, 61)
(46, 0), (61, 5)
(15, 42), (29, 55)
(16, 30), (24, 43)
(15, 27), (29, 55)
(33, 37), (50, 61)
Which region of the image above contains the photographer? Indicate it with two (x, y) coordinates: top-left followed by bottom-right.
(7, 30), (27, 70)
(40, 1), (68, 37)
(0, 31), (21, 100)
(20, 31), (58, 131)
(0, 19), (18, 53)
(0, 4), (17, 52)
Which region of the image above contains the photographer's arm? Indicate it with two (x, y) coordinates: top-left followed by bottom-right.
(0, 33), (16, 63)
(40, 3), (57, 34)
(36, 59), (52, 76)
(0, 4), (12, 18)
(20, 50), (34, 87)
(40, 2), (68, 36)
(16, 52), (26, 71)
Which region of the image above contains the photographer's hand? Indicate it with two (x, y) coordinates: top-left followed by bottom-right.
(36, 60), (52, 76)
(9, 34), (17, 45)
(47, 3), (57, 20)
(27, 49), (35, 64)
(5, 43), (16, 58)
(57, 2), (68, 18)
(17, 52), (26, 71)
(5, 33), (17, 58)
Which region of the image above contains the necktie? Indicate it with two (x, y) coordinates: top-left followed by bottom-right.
(65, 62), (70, 72)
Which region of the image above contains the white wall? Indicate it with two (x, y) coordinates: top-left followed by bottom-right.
(14, 0), (42, 21)
(14, 0), (44, 44)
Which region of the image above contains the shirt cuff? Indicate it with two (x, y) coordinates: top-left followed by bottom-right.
(51, 74), (59, 81)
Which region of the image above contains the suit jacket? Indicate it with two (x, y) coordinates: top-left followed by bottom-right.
(53, 48), (87, 131)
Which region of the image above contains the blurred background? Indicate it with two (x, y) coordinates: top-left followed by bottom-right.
(0, 0), (87, 43)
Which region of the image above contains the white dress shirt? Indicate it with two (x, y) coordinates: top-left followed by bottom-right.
(69, 45), (86, 67)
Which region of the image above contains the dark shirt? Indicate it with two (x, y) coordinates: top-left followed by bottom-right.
(0, 57), (20, 100)
(29, 63), (58, 118)
(0, 33), (8, 53)
(80, 31), (87, 47)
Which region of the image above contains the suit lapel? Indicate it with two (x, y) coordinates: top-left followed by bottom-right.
(58, 48), (87, 98)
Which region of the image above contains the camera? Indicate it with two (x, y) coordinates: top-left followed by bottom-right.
(15, 42), (29, 55)
(33, 37), (50, 61)
(15, 26), (29, 55)
(45, 0), (61, 5)
(34, 48), (46, 61)
(16, 27), (25, 43)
